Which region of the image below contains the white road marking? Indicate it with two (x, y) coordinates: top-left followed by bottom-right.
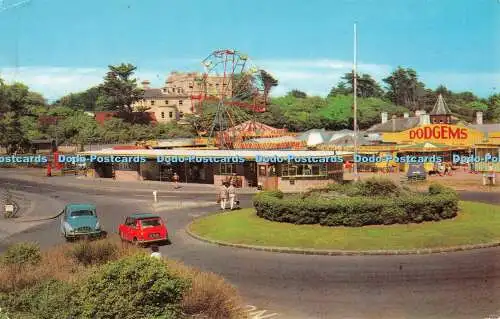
(132, 194), (176, 198)
(244, 305), (280, 318)
(151, 201), (214, 211)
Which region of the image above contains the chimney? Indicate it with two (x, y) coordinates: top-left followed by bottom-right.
(141, 80), (150, 89)
(391, 115), (397, 132)
(419, 114), (430, 125)
(381, 112), (388, 124)
(476, 111), (483, 125)
(404, 112), (409, 118)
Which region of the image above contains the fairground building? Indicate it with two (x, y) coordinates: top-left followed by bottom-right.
(69, 95), (499, 191)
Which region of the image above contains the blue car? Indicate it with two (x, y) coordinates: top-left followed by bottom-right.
(60, 203), (103, 241)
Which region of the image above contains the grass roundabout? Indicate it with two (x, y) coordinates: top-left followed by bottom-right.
(189, 202), (500, 252)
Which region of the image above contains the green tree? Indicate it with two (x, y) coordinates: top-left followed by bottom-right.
(466, 101), (488, 112)
(258, 70), (278, 103)
(153, 122), (195, 139)
(98, 118), (132, 143)
(61, 112), (100, 150)
(0, 82), (46, 153)
(335, 72), (384, 98)
(383, 67), (425, 110)
(54, 86), (111, 111)
(328, 81), (350, 97)
(99, 63), (144, 118)
(486, 93), (500, 121)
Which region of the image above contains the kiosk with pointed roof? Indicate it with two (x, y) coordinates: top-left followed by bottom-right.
(430, 94), (452, 124)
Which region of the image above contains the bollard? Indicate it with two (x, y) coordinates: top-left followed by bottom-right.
(153, 190), (158, 203)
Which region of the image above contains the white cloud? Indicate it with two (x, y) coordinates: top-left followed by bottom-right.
(255, 58), (392, 98)
(0, 66), (163, 101)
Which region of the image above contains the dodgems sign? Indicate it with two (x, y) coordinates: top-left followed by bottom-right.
(381, 124), (485, 146)
(409, 125), (468, 140)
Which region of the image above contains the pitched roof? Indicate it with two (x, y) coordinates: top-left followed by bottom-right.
(246, 136), (298, 143)
(468, 124), (500, 133)
(324, 134), (370, 146)
(296, 129), (333, 146)
(366, 117), (421, 133)
(430, 94), (452, 115)
(94, 112), (157, 125)
(143, 88), (167, 99)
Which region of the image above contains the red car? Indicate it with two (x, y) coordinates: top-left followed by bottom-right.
(118, 213), (169, 245)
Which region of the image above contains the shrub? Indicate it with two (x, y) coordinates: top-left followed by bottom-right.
(166, 260), (246, 319)
(1, 242), (41, 266)
(254, 183), (459, 227)
(0, 236), (246, 319)
(76, 254), (189, 319)
(354, 177), (401, 197)
(0, 280), (77, 319)
(68, 240), (118, 266)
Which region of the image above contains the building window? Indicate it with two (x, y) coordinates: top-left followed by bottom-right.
(179, 100), (183, 105)
(281, 164), (327, 177)
(177, 88), (181, 93)
(151, 100), (155, 106)
(161, 112), (165, 119)
(179, 112), (184, 118)
(162, 89), (166, 93)
(165, 100), (169, 104)
(189, 83), (193, 89)
(169, 112), (173, 118)
(220, 163), (235, 175)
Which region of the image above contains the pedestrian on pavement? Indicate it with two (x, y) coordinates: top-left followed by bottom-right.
(228, 182), (237, 210)
(150, 245), (162, 259)
(219, 182), (229, 211)
(488, 164), (496, 185)
(172, 172), (180, 189)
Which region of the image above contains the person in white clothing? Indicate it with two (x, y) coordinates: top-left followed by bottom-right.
(150, 245), (162, 259)
(228, 182), (237, 210)
(219, 182), (229, 210)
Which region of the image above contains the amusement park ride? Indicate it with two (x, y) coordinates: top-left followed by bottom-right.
(189, 49), (281, 149)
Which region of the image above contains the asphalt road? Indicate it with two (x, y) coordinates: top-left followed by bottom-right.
(1, 177), (500, 319)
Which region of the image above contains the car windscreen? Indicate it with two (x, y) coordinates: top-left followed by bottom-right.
(70, 210), (95, 217)
(140, 218), (161, 228)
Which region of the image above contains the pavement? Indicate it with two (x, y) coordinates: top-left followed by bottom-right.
(1, 171), (500, 319)
(0, 189), (65, 241)
(0, 168), (260, 194)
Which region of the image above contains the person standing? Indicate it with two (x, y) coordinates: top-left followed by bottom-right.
(488, 164), (496, 185)
(219, 182), (229, 210)
(150, 245), (162, 259)
(228, 182), (237, 210)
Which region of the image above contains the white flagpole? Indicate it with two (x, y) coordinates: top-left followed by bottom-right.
(353, 22), (359, 181)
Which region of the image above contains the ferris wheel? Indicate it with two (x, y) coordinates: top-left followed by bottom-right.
(192, 49), (267, 148)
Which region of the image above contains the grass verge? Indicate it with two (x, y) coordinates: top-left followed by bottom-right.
(189, 202), (500, 251)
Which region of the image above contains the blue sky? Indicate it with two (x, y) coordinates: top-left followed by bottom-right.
(0, 0), (498, 101)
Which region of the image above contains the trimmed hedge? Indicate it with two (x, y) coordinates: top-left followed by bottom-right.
(254, 180), (458, 227)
